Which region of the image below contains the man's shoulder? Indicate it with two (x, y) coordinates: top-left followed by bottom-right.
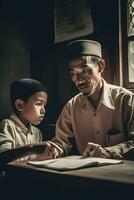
(108, 83), (133, 96)
(63, 93), (86, 111)
(68, 93), (84, 104)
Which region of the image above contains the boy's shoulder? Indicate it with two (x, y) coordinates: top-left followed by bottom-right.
(0, 118), (16, 132)
(0, 118), (15, 126)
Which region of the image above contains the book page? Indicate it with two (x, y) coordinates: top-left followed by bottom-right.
(28, 156), (123, 171)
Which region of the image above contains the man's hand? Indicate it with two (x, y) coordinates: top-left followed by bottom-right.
(83, 142), (112, 158)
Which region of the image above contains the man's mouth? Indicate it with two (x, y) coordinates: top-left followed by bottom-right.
(78, 84), (91, 91)
(78, 85), (88, 89)
(77, 83), (93, 95)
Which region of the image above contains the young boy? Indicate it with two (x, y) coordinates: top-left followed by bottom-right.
(0, 78), (50, 167)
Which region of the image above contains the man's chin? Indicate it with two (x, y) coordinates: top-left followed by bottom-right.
(80, 89), (93, 96)
(83, 92), (93, 96)
(78, 87), (92, 96)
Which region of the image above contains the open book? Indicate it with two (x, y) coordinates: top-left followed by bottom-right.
(28, 155), (123, 171)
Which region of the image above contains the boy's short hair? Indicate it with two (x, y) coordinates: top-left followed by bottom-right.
(10, 78), (47, 109)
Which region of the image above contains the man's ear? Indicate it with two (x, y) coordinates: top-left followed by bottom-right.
(15, 99), (24, 111)
(98, 59), (105, 73)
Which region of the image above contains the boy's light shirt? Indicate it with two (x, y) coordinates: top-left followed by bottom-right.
(0, 113), (42, 160)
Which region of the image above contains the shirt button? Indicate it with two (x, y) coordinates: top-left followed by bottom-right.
(94, 112), (97, 116)
(96, 131), (100, 134)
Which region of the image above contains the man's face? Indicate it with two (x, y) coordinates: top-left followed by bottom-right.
(69, 56), (103, 96)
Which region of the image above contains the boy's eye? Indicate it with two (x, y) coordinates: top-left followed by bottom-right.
(35, 101), (47, 109)
(35, 102), (42, 106)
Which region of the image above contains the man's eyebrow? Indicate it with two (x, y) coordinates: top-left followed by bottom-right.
(81, 64), (90, 68)
(69, 64), (90, 71)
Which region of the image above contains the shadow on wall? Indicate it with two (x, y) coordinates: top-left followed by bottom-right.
(0, 24), (31, 121)
(0, 102), (12, 121)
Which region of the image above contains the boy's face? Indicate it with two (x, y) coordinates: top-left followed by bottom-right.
(19, 91), (48, 126)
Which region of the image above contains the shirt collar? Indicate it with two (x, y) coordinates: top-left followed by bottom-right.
(99, 78), (115, 109)
(10, 113), (34, 135)
(82, 78), (115, 110)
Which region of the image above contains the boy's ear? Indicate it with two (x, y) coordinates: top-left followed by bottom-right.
(98, 59), (105, 73)
(15, 99), (24, 111)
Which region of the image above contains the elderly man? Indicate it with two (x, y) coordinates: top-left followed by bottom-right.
(46, 39), (134, 160)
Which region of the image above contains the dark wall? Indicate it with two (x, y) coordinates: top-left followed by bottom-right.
(0, 0), (119, 139)
(0, 0), (31, 120)
(39, 0), (119, 124)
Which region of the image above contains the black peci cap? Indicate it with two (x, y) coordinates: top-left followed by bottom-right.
(10, 78), (47, 105)
(66, 39), (102, 60)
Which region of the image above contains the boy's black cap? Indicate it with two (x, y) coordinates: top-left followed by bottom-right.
(66, 39), (102, 59)
(10, 78), (47, 104)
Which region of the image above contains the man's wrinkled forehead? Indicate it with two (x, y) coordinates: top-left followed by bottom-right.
(69, 56), (92, 69)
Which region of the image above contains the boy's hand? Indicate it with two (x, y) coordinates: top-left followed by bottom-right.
(32, 141), (63, 161)
(43, 141), (64, 159)
(32, 141), (50, 154)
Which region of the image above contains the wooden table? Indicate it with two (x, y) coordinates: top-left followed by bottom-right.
(3, 159), (134, 200)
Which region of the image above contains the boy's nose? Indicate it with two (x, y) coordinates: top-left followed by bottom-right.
(41, 107), (45, 114)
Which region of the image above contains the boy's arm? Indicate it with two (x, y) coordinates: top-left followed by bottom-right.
(0, 145), (32, 168)
(0, 142), (49, 168)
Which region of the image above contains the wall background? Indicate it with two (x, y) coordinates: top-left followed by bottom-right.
(0, 0), (119, 139)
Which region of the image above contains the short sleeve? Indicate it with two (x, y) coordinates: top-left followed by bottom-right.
(0, 119), (16, 153)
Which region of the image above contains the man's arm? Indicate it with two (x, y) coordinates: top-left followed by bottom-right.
(43, 103), (75, 158)
(105, 93), (134, 160)
(52, 103), (74, 156)
(105, 140), (134, 160)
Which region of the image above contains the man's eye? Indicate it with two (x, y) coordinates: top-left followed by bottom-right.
(70, 71), (76, 76)
(82, 68), (92, 74)
(82, 69), (89, 73)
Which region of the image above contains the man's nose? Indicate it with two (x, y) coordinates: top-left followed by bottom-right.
(76, 79), (86, 88)
(76, 73), (84, 81)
